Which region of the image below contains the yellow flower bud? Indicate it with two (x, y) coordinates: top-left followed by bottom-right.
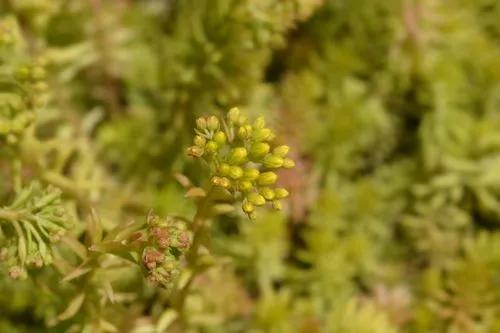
(257, 172), (277, 185)
(205, 141), (218, 153)
(282, 158), (295, 169)
(228, 166), (243, 179)
(243, 168), (260, 181)
(250, 142), (270, 158)
(194, 135), (206, 147)
(252, 128), (272, 141)
(242, 202), (255, 214)
(272, 200), (282, 210)
(207, 116), (220, 131)
(263, 155), (284, 168)
(273, 145), (290, 157)
(247, 192), (266, 206)
(213, 131), (227, 145)
(218, 163), (230, 176)
(187, 146), (204, 157)
(196, 117), (207, 130)
(236, 114), (248, 126)
(227, 107), (240, 123)
(237, 126), (249, 140)
(254, 116), (266, 129)
(274, 188), (289, 199)
(239, 180), (253, 192)
(229, 147), (247, 164)
(260, 187), (275, 200)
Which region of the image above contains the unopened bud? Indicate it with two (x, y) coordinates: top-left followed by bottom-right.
(242, 202), (255, 214)
(260, 188), (275, 200)
(212, 176), (231, 188)
(239, 180), (253, 192)
(282, 158), (295, 168)
(250, 142), (270, 158)
(218, 163), (230, 176)
(273, 145), (290, 157)
(272, 200), (282, 210)
(194, 135), (206, 147)
(228, 166), (243, 179)
(237, 126), (250, 140)
(274, 188), (289, 199)
(205, 141), (218, 154)
(243, 168), (260, 181)
(187, 146), (204, 157)
(263, 155), (284, 168)
(227, 107), (240, 123)
(257, 172), (277, 186)
(254, 116), (266, 129)
(247, 192), (266, 206)
(213, 131), (227, 145)
(196, 117), (207, 130)
(207, 116), (220, 131)
(252, 128), (272, 141)
(229, 147), (247, 164)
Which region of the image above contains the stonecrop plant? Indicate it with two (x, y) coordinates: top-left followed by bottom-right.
(4, 1), (500, 332)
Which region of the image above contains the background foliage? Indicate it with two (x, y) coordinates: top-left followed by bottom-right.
(1, 0), (500, 332)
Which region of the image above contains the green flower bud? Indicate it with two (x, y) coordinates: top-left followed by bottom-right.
(239, 180), (253, 192)
(260, 187), (275, 200)
(243, 168), (260, 181)
(213, 131), (227, 145)
(242, 202), (255, 214)
(252, 128), (272, 141)
(247, 192), (266, 206)
(254, 116), (266, 129)
(229, 147), (247, 164)
(250, 142), (270, 158)
(187, 146), (204, 157)
(274, 188), (289, 199)
(218, 163), (230, 176)
(207, 116), (220, 131)
(282, 158), (295, 169)
(273, 145), (290, 157)
(194, 135), (206, 147)
(228, 107), (240, 123)
(196, 117), (207, 130)
(228, 166), (243, 179)
(258, 172), (277, 186)
(263, 154), (284, 168)
(205, 141), (218, 154)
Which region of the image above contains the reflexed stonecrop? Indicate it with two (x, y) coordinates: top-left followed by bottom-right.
(0, 182), (71, 279)
(187, 107), (295, 218)
(130, 214), (192, 289)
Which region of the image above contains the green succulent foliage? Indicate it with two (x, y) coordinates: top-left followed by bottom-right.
(0, 182), (71, 279)
(2, 0), (500, 332)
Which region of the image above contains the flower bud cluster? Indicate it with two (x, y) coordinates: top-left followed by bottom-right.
(0, 182), (70, 279)
(131, 214), (192, 289)
(187, 108), (295, 218)
(0, 19), (48, 145)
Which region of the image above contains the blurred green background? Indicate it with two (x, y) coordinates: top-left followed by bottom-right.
(1, 0), (500, 332)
